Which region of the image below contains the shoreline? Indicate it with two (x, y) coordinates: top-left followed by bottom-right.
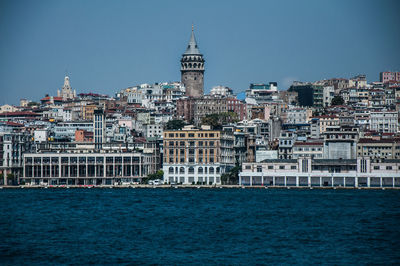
(1, 185), (399, 190)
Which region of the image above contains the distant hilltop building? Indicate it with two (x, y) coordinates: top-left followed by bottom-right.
(57, 76), (76, 101)
(181, 26), (205, 98)
(210, 86), (233, 97)
(380, 71), (400, 83)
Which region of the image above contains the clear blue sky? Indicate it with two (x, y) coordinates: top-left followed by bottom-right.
(1, 0), (399, 105)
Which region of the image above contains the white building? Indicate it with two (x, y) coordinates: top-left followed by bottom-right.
(370, 111), (398, 133)
(144, 124), (163, 138)
(239, 157), (400, 188)
(34, 129), (48, 143)
(210, 86), (233, 97)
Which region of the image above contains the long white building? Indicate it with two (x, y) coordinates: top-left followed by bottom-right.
(239, 157), (400, 188)
(22, 151), (154, 186)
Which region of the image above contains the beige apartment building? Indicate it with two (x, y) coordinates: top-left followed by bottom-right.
(163, 125), (235, 184)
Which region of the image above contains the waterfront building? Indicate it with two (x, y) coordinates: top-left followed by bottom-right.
(181, 26), (205, 98)
(163, 125), (235, 185)
(239, 157), (400, 188)
(0, 132), (33, 185)
(21, 151), (153, 186)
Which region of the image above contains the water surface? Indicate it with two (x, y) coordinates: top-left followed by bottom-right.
(0, 188), (399, 265)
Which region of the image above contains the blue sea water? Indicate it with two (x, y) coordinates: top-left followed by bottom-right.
(0, 188), (399, 265)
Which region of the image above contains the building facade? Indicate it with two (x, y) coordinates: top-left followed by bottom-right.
(163, 126), (234, 185)
(22, 152), (153, 186)
(239, 157), (400, 188)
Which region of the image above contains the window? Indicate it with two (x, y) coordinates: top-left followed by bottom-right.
(169, 167), (174, 174)
(291, 166), (297, 170)
(279, 165), (285, 170)
(198, 167), (203, 174)
(209, 167), (214, 174)
(189, 133), (195, 138)
(245, 165), (251, 169)
(268, 166), (273, 169)
(257, 166), (262, 172)
(386, 166), (392, 170)
(373, 166), (379, 170)
(189, 167), (194, 174)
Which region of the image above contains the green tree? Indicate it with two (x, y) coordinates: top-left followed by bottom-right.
(201, 112), (239, 130)
(142, 170), (164, 184)
(221, 165), (241, 185)
(165, 120), (185, 130)
(6, 173), (17, 186)
(331, 95), (344, 106)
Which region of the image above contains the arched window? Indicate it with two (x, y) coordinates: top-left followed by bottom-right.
(180, 167), (185, 174)
(193, 63), (197, 68)
(209, 167), (214, 174)
(169, 167), (174, 174)
(189, 63), (192, 68)
(189, 167), (194, 174)
(216, 167), (220, 173)
(184, 63), (188, 68)
(198, 167), (203, 174)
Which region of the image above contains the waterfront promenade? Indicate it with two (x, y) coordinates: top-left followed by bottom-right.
(1, 184), (399, 189)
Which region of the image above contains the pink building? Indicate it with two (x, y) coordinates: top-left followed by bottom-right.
(380, 71), (400, 83)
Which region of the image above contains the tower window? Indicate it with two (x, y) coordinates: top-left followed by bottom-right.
(194, 77), (197, 80)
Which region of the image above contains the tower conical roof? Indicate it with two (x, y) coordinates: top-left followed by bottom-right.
(183, 26), (201, 55)
(63, 76), (71, 89)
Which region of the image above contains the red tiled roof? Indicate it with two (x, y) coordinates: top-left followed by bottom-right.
(4, 121), (24, 127)
(41, 96), (63, 101)
(0, 111), (40, 117)
(358, 138), (398, 144)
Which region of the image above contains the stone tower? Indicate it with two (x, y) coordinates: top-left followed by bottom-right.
(181, 26), (205, 98)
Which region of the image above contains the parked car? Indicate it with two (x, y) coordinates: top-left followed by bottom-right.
(149, 179), (163, 185)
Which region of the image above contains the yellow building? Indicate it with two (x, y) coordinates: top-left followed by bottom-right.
(163, 125), (234, 184)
